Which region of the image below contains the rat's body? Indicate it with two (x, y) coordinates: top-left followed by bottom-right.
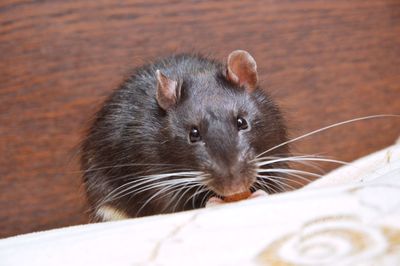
(81, 51), (289, 221)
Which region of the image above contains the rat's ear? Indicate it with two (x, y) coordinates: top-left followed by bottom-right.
(226, 50), (258, 93)
(156, 70), (180, 110)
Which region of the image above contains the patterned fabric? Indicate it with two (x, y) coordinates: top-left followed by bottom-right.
(0, 143), (399, 265)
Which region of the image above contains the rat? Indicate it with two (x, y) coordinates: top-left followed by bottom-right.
(80, 50), (289, 221)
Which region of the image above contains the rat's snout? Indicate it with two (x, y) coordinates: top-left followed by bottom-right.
(207, 157), (257, 197)
(203, 121), (257, 196)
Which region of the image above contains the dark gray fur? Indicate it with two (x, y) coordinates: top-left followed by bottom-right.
(80, 53), (288, 219)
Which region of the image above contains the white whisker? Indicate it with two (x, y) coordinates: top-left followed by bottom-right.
(107, 177), (203, 205)
(163, 183), (205, 213)
(170, 183), (193, 212)
(258, 168), (323, 178)
(99, 171), (204, 206)
(136, 178), (207, 216)
(268, 170), (315, 185)
(200, 190), (213, 207)
(256, 114), (400, 158)
(255, 179), (281, 193)
(167, 182), (192, 212)
(258, 174), (308, 188)
(192, 185), (204, 208)
(170, 177), (209, 212)
(257, 175), (297, 191)
(80, 163), (188, 174)
(255, 156), (349, 167)
(184, 187), (209, 207)
(136, 183), (184, 216)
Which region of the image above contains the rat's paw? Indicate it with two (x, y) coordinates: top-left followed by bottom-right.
(205, 196), (225, 207)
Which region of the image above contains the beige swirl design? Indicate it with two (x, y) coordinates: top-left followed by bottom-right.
(258, 216), (400, 265)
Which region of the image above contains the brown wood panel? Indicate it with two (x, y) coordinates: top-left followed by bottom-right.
(1, 0), (399, 238)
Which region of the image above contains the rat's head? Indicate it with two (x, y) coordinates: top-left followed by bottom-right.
(155, 50), (288, 197)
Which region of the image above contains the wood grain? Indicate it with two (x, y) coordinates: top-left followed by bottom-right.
(1, 0), (399, 238)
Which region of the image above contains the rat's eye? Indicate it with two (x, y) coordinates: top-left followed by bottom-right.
(189, 127), (201, 143)
(237, 117), (248, 130)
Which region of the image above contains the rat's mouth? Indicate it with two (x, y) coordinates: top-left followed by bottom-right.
(209, 186), (256, 202)
(206, 189), (268, 206)
(204, 177), (268, 206)
(223, 190), (252, 202)
(207, 180), (257, 199)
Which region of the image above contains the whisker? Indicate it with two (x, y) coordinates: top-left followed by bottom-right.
(184, 187), (209, 207)
(258, 168), (323, 178)
(253, 155), (329, 174)
(256, 114), (400, 158)
(192, 185), (205, 208)
(87, 169), (200, 193)
(258, 174), (308, 188)
(136, 182), (186, 216)
(255, 179), (280, 193)
(170, 183), (194, 212)
(252, 154), (329, 164)
(170, 175), (209, 212)
(163, 183), (205, 213)
(255, 179), (281, 193)
(136, 177), (207, 216)
(98, 171), (204, 206)
(267, 170), (315, 186)
(253, 154), (323, 163)
(78, 162), (189, 174)
(86, 167), (199, 194)
(267, 179), (287, 192)
(167, 181), (192, 212)
(287, 160), (325, 174)
(257, 175), (297, 191)
(200, 190), (213, 207)
(106, 177), (203, 205)
(255, 157), (349, 167)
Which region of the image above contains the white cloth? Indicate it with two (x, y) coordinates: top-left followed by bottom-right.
(1, 143), (400, 266)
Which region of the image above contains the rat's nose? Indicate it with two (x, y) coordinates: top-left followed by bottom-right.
(208, 159), (256, 196)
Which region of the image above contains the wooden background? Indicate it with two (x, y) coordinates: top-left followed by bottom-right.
(0, 0), (399, 238)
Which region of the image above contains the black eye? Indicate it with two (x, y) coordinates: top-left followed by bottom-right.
(189, 127), (201, 143)
(237, 117), (248, 130)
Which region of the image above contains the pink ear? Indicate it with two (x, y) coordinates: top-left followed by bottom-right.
(156, 70), (179, 110)
(226, 50), (258, 92)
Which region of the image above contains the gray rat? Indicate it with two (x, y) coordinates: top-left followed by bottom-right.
(80, 50), (289, 221)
